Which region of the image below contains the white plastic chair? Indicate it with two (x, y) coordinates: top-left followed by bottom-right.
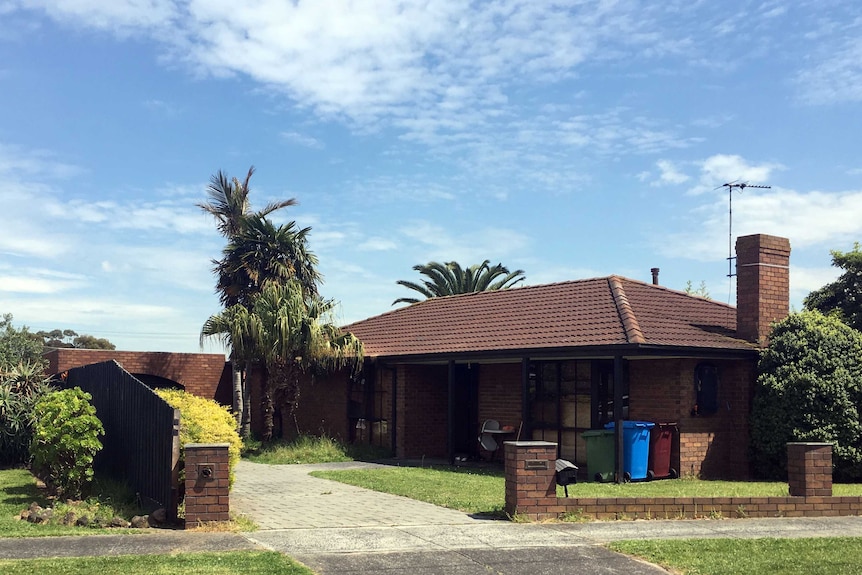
(478, 419), (501, 459)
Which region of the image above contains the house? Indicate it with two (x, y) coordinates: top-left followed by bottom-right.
(316, 233), (790, 479)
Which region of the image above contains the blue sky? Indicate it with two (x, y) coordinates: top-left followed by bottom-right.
(2, 1), (861, 353)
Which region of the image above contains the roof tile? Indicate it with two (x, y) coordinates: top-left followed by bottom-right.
(344, 277), (754, 358)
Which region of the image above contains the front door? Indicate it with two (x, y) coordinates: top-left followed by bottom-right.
(451, 364), (479, 456)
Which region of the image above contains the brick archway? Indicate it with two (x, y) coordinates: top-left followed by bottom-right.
(44, 348), (231, 403)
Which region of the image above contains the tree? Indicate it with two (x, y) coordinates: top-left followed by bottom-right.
(36, 329), (116, 350)
(393, 260), (526, 305)
(804, 243), (862, 331)
(198, 167), (301, 435)
(215, 214), (321, 308)
(750, 311), (862, 481)
(0, 314), (44, 369)
(197, 166), (297, 239)
(201, 281), (362, 441)
(683, 280), (710, 299)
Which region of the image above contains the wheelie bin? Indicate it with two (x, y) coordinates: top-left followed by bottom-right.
(582, 428), (615, 482)
(649, 422), (678, 479)
(604, 421), (654, 481)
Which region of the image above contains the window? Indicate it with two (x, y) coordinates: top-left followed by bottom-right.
(694, 363), (719, 416)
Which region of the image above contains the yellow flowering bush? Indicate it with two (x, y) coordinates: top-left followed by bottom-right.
(155, 389), (242, 487)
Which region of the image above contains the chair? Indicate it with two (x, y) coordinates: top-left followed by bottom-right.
(478, 420), (501, 460)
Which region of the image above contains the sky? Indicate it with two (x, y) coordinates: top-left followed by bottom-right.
(1, 1), (861, 354)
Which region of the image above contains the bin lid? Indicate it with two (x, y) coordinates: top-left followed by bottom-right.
(582, 429), (614, 437)
(604, 421), (655, 429)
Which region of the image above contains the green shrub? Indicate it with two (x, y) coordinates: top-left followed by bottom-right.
(0, 362), (53, 466)
(155, 389), (242, 487)
(30, 388), (104, 498)
(751, 311), (862, 481)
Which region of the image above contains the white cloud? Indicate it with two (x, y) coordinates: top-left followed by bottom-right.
(358, 237), (398, 252)
(687, 154), (783, 196)
(795, 22), (862, 105)
(398, 220), (530, 264)
(19, 0), (178, 32)
(0, 267), (88, 293)
(280, 131), (324, 149)
(660, 185), (862, 261)
(791, 265), (840, 303)
(653, 159), (689, 186)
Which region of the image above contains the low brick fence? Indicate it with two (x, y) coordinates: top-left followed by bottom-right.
(504, 441), (862, 521)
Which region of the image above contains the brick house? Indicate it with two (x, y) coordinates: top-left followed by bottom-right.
(323, 233), (790, 479)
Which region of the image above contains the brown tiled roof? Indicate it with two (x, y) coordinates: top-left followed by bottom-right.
(344, 276), (757, 359)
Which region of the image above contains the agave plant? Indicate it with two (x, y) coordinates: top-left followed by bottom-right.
(0, 362), (53, 465)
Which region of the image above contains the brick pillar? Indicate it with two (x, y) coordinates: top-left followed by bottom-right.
(504, 441), (557, 520)
(736, 234), (790, 345)
(184, 443), (230, 528)
(787, 442), (832, 497)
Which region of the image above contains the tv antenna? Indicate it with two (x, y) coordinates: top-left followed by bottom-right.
(718, 181), (771, 300)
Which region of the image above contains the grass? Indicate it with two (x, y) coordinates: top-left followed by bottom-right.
(609, 537), (862, 575)
(312, 465), (506, 515)
(243, 435), (391, 465)
(312, 465), (862, 516)
(0, 468), (144, 537)
(0, 552), (313, 575)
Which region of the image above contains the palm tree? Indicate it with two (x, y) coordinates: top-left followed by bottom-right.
(393, 260), (526, 305)
(197, 166), (297, 238)
(215, 214), (321, 308)
(201, 281), (363, 441)
(198, 166), (300, 434)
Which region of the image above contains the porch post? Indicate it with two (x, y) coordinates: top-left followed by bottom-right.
(613, 355), (624, 484)
(447, 360), (455, 464)
(521, 358), (530, 439)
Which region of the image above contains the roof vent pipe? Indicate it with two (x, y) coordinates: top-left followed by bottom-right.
(650, 267), (660, 285)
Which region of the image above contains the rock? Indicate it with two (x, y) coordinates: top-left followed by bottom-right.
(30, 509), (53, 524)
(61, 511), (77, 526)
(150, 508), (167, 523)
(18, 510), (30, 521)
(28, 502), (42, 514)
(130, 515), (149, 529)
(75, 516), (90, 527)
(110, 516), (130, 528)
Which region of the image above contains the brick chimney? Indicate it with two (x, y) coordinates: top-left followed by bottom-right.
(735, 234), (790, 345)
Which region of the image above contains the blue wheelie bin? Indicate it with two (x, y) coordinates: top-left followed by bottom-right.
(604, 421), (655, 481)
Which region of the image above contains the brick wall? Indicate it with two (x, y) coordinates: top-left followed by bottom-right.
(183, 444), (230, 527)
(505, 440), (862, 521)
(736, 234), (791, 345)
(45, 348), (230, 402)
(396, 364), (448, 458)
(291, 369), (350, 440)
(629, 357), (756, 479)
(477, 362), (523, 433)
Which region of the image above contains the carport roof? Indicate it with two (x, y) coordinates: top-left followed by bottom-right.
(343, 276), (758, 359)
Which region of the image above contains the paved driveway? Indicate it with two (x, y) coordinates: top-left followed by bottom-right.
(232, 460), (667, 574)
(232, 461), (862, 574)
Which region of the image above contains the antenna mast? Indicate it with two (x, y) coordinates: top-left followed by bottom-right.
(720, 181), (771, 299)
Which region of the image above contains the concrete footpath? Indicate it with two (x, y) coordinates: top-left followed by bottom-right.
(3, 460), (862, 575)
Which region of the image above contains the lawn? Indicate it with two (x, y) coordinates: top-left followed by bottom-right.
(0, 551), (313, 575)
(609, 537), (862, 575)
(0, 468), (140, 537)
(312, 465), (504, 515)
(243, 435), (391, 465)
(311, 465), (862, 516)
